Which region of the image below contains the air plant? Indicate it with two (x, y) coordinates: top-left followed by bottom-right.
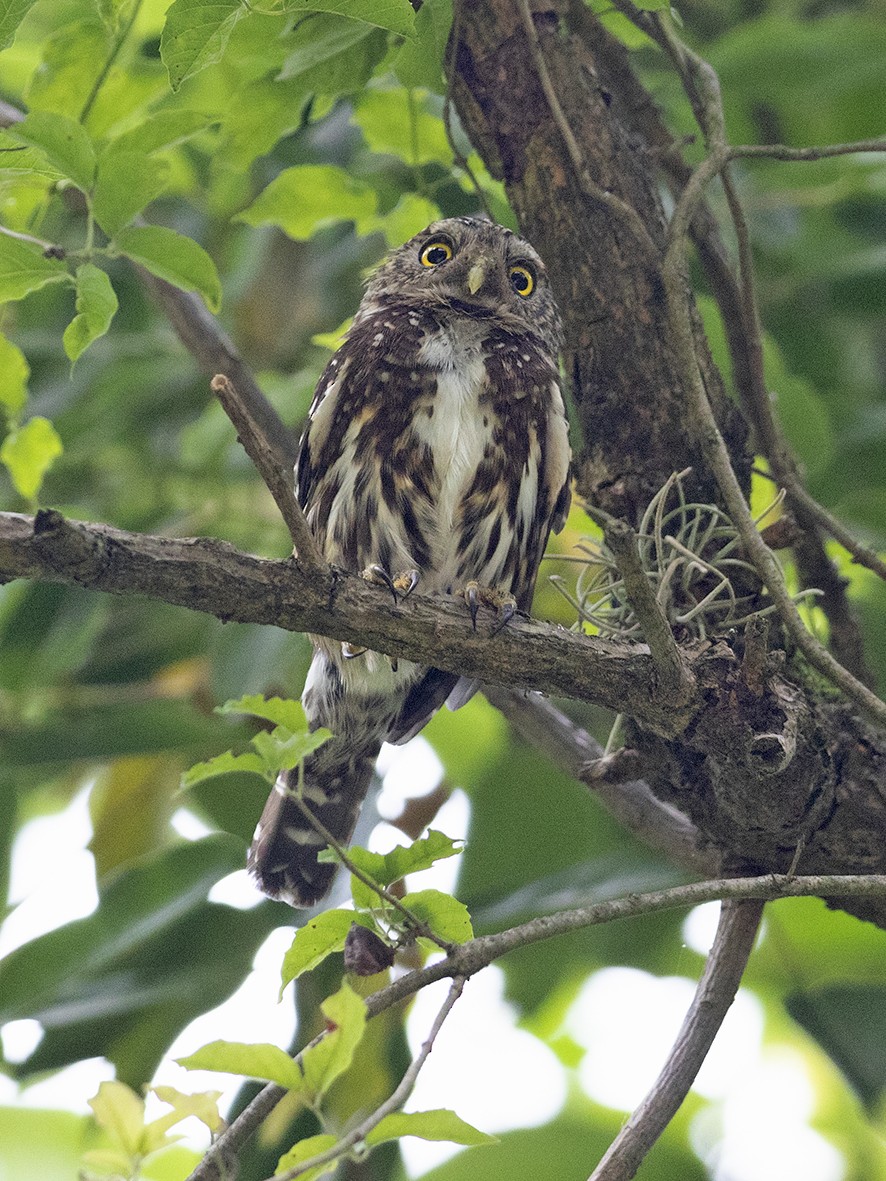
(550, 468), (820, 642)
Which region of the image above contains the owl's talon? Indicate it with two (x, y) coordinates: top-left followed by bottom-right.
(461, 581), (516, 633)
(465, 580), (481, 631)
(362, 564), (398, 604)
(342, 642), (367, 659)
(490, 598), (516, 636)
(362, 565), (420, 604)
(393, 568), (421, 599)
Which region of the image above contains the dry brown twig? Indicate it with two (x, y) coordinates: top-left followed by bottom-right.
(209, 374), (324, 573)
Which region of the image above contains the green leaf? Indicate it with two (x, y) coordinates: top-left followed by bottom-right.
(114, 225), (222, 313)
(280, 909), (354, 988)
(0, 332), (29, 418)
(393, 0), (452, 92)
(0, 1108), (90, 1181)
(786, 984), (886, 1109)
(181, 748), (268, 788)
(300, 980), (367, 1102)
(277, 12), (374, 81)
(11, 111), (97, 192)
(0, 133), (64, 180)
(237, 164), (378, 240)
(365, 1108), (497, 1148)
(216, 693), (310, 731)
(93, 150), (171, 236)
(62, 264), (118, 365)
(251, 725), (331, 772)
(160, 0), (246, 91)
(176, 1040), (303, 1089)
(106, 110), (213, 157)
(26, 17), (109, 119)
(81, 1147), (136, 1175)
(341, 830), (463, 889)
(0, 835), (246, 1024)
(353, 88), (451, 166)
(0, 235), (70, 303)
(0, 0), (38, 50)
(278, 0), (415, 37)
(0, 416), (63, 500)
(400, 889), (473, 944)
(0, 836), (274, 1089)
(88, 1080), (146, 1156)
(375, 193), (441, 247)
(275, 1134), (338, 1180)
(148, 1086), (224, 1141)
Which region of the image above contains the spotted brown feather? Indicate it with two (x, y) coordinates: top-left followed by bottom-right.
(248, 217), (571, 907)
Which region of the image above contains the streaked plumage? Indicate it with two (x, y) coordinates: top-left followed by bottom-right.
(248, 217), (571, 907)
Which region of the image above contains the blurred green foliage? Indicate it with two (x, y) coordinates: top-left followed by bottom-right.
(0, 0), (885, 1178)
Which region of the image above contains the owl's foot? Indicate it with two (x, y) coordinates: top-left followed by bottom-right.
(463, 580), (517, 634)
(342, 642), (367, 659)
(362, 564), (421, 603)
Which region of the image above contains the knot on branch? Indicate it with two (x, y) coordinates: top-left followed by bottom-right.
(630, 643), (838, 871)
(33, 509), (114, 584)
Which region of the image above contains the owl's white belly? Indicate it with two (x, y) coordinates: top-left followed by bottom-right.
(415, 329), (493, 591)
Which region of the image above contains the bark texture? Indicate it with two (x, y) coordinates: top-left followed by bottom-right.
(451, 0), (749, 522)
(449, 0), (886, 926)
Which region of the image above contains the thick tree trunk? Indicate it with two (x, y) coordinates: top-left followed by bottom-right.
(449, 0), (886, 927)
(450, 0), (749, 521)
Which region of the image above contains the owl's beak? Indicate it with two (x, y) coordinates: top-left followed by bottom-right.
(466, 259), (489, 295)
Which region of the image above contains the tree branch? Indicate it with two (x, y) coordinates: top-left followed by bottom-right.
(484, 688), (715, 874)
(137, 271), (300, 472)
(595, 515), (694, 704)
(190, 872), (886, 1180)
(589, 899), (764, 1180)
(0, 509), (695, 730)
(270, 978), (466, 1181)
(662, 154), (886, 727)
(209, 374), (324, 573)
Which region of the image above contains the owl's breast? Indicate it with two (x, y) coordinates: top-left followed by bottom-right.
(409, 328), (496, 589)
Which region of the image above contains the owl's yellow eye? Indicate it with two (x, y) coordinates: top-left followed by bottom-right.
(509, 265), (535, 297)
(419, 240), (453, 267)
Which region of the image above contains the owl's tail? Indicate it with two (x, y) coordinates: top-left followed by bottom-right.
(247, 737), (379, 907)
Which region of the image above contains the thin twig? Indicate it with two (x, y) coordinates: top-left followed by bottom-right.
(782, 483), (886, 583)
(662, 249), (886, 725)
(210, 374), (324, 574)
(187, 871), (886, 1180)
(294, 798), (454, 953)
(594, 516), (694, 702)
(138, 271), (299, 471)
(663, 27), (886, 599)
(660, 133), (886, 725)
(0, 222), (65, 256)
(270, 978), (466, 1181)
(514, 0), (659, 260)
(588, 899), (764, 1181)
(732, 139), (886, 161)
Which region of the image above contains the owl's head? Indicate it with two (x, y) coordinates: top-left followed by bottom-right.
(364, 217), (561, 347)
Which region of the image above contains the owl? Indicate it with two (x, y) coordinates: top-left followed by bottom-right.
(248, 217), (572, 907)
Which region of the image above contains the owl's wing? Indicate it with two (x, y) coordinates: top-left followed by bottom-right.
(386, 668), (478, 745)
(294, 356), (343, 511)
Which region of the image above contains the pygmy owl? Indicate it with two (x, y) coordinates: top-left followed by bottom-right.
(248, 217), (571, 907)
